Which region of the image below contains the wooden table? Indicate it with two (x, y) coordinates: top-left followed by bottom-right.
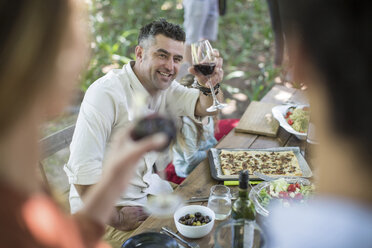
(130, 85), (308, 247)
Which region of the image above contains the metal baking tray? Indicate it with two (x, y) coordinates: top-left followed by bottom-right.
(208, 147), (312, 181)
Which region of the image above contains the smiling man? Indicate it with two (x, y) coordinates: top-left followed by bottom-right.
(64, 19), (223, 247)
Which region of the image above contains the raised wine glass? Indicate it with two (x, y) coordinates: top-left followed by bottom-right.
(191, 40), (227, 112)
(130, 93), (184, 218)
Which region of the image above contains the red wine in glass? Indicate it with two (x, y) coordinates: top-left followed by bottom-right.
(194, 63), (216, 76)
(130, 113), (176, 151)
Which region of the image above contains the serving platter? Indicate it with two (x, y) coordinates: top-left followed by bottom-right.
(271, 104), (309, 140)
(208, 147), (312, 181)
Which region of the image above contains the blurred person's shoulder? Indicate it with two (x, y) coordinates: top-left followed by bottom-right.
(266, 197), (372, 248)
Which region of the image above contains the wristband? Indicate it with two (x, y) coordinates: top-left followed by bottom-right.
(193, 80), (220, 96)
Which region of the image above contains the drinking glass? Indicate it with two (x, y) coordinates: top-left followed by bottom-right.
(207, 185), (231, 220)
(214, 219), (266, 248)
(191, 40), (227, 112)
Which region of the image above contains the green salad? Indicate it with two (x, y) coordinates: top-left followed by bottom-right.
(259, 178), (314, 208)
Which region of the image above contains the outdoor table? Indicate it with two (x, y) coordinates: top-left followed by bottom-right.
(129, 85), (308, 247)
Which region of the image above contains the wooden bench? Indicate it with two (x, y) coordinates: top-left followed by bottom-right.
(38, 124), (75, 210)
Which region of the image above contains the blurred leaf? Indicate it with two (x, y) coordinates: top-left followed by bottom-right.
(225, 70), (245, 80)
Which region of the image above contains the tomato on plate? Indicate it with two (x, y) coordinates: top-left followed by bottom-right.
(295, 182), (301, 189)
(285, 111), (292, 119)
(287, 184), (297, 192)
(279, 191), (290, 199)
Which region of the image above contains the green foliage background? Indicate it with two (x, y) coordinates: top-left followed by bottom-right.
(83, 0), (278, 101)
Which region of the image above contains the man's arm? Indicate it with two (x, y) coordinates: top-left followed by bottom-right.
(195, 90), (224, 116)
(74, 183), (148, 231)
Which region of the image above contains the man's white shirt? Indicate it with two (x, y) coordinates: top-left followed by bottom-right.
(64, 61), (199, 213)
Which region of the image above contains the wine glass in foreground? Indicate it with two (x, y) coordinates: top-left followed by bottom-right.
(130, 95), (184, 217)
(191, 40), (227, 112)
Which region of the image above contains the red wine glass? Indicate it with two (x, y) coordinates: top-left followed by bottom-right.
(191, 40), (227, 112)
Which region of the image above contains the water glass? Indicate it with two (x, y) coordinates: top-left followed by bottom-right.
(207, 185), (231, 220)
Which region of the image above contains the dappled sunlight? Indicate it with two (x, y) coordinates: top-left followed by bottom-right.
(176, 3), (183, 9)
(224, 85), (241, 94)
(274, 76), (282, 83)
(225, 70), (245, 80)
(233, 93), (248, 101)
(102, 63), (119, 74)
(221, 99), (237, 115)
(274, 91), (292, 102)
(161, 1), (173, 10)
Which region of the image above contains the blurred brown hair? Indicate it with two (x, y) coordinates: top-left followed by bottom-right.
(0, 0), (71, 138)
(280, 0), (372, 165)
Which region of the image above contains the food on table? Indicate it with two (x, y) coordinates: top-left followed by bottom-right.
(285, 107), (310, 133)
(220, 150), (303, 176)
(258, 178), (314, 208)
(130, 113), (176, 151)
(178, 212), (211, 226)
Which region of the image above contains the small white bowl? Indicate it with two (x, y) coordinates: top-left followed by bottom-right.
(174, 205), (215, 239)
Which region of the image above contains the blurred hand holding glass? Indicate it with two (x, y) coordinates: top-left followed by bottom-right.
(207, 185), (231, 220)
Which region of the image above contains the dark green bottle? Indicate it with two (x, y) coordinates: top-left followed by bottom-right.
(231, 170), (256, 221)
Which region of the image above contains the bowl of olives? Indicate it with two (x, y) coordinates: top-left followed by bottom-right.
(174, 205), (215, 239)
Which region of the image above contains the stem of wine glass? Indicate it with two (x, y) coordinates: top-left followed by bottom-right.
(207, 78), (220, 106)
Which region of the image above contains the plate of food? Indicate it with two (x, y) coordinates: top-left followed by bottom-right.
(208, 147), (312, 181)
(249, 177), (315, 217)
(272, 104), (310, 140)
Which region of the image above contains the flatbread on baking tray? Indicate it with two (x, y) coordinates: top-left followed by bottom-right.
(219, 150), (302, 176)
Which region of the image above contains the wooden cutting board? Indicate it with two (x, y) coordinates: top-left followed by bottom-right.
(235, 101), (279, 137)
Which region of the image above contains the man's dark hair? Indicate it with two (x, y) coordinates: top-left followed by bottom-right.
(280, 0), (372, 164)
(138, 18), (185, 46)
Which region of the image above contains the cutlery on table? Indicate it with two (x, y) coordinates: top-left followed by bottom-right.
(161, 227), (200, 248)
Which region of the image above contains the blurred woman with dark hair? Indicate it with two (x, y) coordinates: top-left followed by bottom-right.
(266, 0), (372, 247)
(0, 1), (166, 247)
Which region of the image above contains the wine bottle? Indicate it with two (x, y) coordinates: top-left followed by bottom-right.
(231, 170), (256, 221)
(231, 170), (256, 248)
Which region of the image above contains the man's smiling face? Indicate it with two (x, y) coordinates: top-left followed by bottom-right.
(136, 34), (184, 93)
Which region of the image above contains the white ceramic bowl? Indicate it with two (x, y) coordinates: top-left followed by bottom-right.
(272, 104), (309, 140)
(174, 205), (215, 239)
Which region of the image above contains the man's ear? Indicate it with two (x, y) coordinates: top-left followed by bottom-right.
(135, 45), (143, 62)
